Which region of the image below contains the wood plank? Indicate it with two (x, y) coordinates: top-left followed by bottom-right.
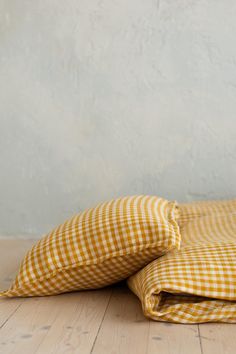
(0, 239), (35, 328)
(199, 323), (236, 354)
(0, 289), (112, 354)
(92, 284), (202, 354)
(147, 322), (202, 354)
(91, 285), (150, 354)
(0, 298), (24, 329)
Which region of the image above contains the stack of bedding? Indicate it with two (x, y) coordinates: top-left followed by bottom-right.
(128, 199), (236, 323)
(1, 196), (236, 323)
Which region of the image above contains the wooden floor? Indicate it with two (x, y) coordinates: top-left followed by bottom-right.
(0, 240), (235, 354)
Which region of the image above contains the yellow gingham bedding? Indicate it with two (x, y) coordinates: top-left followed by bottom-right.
(178, 199), (236, 228)
(0, 195), (180, 297)
(127, 199), (236, 323)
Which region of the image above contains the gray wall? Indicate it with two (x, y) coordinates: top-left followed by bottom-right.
(0, 0), (236, 237)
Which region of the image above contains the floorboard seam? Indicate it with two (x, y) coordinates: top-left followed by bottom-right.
(198, 325), (204, 354)
(0, 299), (25, 330)
(90, 289), (113, 354)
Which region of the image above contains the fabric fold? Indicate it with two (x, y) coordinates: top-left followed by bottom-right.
(127, 200), (236, 323)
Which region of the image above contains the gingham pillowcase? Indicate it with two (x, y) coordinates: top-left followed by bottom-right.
(0, 195), (181, 297)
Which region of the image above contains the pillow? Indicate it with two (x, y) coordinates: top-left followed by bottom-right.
(0, 195), (180, 297)
(127, 200), (236, 323)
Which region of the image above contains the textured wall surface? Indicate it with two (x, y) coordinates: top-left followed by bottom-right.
(0, 0), (236, 237)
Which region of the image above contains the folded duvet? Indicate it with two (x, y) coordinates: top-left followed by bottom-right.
(127, 199), (236, 323)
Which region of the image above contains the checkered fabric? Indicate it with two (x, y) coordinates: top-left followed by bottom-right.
(127, 199), (236, 323)
(0, 195), (180, 297)
(178, 198), (236, 228)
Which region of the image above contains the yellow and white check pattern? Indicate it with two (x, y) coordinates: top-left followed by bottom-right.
(178, 198), (236, 228)
(127, 199), (236, 323)
(0, 195), (180, 297)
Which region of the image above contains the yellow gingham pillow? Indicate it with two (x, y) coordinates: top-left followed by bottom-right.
(0, 195), (180, 297)
(127, 199), (236, 323)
